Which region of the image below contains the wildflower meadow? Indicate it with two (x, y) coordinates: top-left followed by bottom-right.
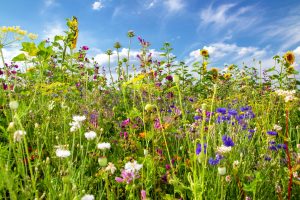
(1, 16), (300, 200)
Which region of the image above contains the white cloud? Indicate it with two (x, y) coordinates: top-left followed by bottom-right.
(145, 0), (158, 9)
(2, 47), (22, 63)
(92, 1), (104, 10)
(199, 3), (257, 32)
(164, 0), (185, 12)
(44, 0), (56, 7)
(42, 22), (65, 40)
(185, 42), (271, 68)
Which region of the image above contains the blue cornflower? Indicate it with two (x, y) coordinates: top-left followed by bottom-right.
(216, 108), (226, 115)
(208, 157), (220, 165)
(240, 106), (251, 112)
(267, 131), (278, 136)
(194, 116), (202, 121)
(196, 143), (207, 155)
(264, 155), (271, 161)
(269, 145), (278, 151)
(228, 109), (238, 116)
(248, 129), (255, 133)
(222, 135), (235, 147)
(277, 144), (287, 150)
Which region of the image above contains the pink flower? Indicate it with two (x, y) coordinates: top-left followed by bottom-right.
(141, 190), (146, 200)
(82, 46), (89, 50)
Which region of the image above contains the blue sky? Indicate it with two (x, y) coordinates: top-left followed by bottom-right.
(1, 0), (300, 69)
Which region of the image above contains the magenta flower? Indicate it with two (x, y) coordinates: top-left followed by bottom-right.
(115, 170), (137, 184)
(82, 46), (89, 50)
(141, 190), (147, 200)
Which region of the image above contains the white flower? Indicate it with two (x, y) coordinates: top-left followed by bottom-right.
(7, 122), (15, 131)
(124, 160), (143, 173)
(69, 121), (81, 132)
(217, 145), (232, 154)
(55, 149), (71, 158)
(97, 142), (111, 150)
(233, 160), (239, 169)
(48, 101), (55, 110)
(9, 101), (19, 110)
(144, 149), (148, 156)
(84, 131), (97, 140)
(105, 162), (117, 174)
(73, 115), (86, 122)
(81, 194), (95, 200)
(273, 124), (282, 131)
(284, 95), (296, 102)
(13, 130), (26, 142)
(218, 167), (226, 175)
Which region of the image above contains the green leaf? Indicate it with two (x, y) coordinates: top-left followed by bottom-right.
(12, 53), (27, 61)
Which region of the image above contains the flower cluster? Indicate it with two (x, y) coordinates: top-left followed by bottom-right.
(69, 115), (86, 132)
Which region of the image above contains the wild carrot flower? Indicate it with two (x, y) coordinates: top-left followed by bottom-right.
(13, 130), (26, 142)
(81, 194), (95, 200)
(55, 149), (71, 158)
(84, 131), (96, 140)
(9, 101), (19, 110)
(105, 162), (117, 174)
(97, 142), (111, 150)
(217, 145), (232, 154)
(125, 160), (143, 173)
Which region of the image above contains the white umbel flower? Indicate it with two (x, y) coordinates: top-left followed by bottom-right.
(55, 149), (71, 158)
(217, 145), (232, 154)
(73, 115), (86, 122)
(81, 194), (94, 200)
(124, 160), (143, 173)
(84, 131), (97, 140)
(13, 130), (26, 142)
(97, 142), (111, 150)
(9, 101), (19, 110)
(273, 124), (282, 131)
(105, 162), (117, 174)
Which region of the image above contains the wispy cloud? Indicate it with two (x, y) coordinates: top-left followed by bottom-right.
(261, 11), (300, 50)
(44, 0), (56, 7)
(92, 1), (104, 11)
(164, 0), (185, 13)
(199, 3), (258, 32)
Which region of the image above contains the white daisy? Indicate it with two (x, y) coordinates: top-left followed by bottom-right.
(84, 131), (97, 140)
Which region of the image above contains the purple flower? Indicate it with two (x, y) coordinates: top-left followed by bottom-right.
(196, 143), (207, 155)
(264, 155), (271, 161)
(121, 118), (130, 128)
(115, 170), (138, 184)
(216, 108), (226, 114)
(240, 106), (251, 111)
(82, 46), (89, 50)
(267, 131), (277, 136)
(228, 109), (238, 116)
(222, 135), (234, 147)
(166, 75), (173, 81)
(209, 157), (220, 165)
(277, 144), (287, 150)
(141, 190), (147, 200)
(268, 145), (277, 151)
(165, 164), (171, 170)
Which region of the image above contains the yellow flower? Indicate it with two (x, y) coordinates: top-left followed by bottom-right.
(17, 29), (27, 35)
(224, 73), (231, 80)
(228, 64), (235, 70)
(287, 65), (295, 74)
(28, 33), (38, 40)
(67, 17), (79, 49)
(283, 51), (295, 65)
(200, 49), (209, 57)
(0, 26), (8, 32)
